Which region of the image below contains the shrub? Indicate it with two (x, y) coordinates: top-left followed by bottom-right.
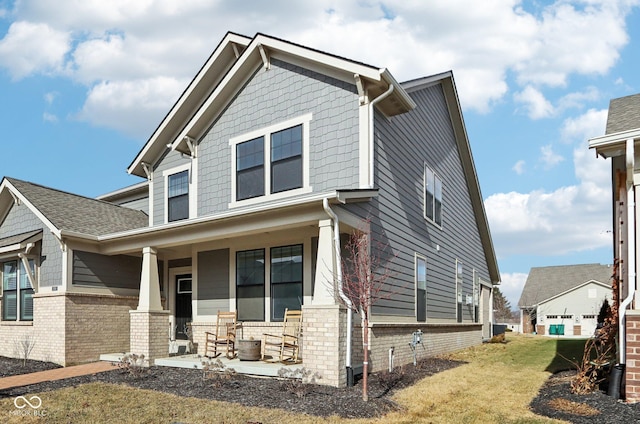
(115, 353), (149, 378)
(201, 358), (236, 388)
(277, 367), (321, 398)
(489, 333), (506, 344)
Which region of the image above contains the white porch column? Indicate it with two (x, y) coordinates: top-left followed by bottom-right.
(138, 246), (162, 312)
(313, 219), (337, 305)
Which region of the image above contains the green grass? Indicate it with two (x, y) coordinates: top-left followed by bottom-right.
(0, 334), (586, 424)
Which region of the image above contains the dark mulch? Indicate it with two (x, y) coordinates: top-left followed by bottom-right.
(0, 356), (61, 377)
(531, 370), (640, 424)
(0, 356), (462, 419)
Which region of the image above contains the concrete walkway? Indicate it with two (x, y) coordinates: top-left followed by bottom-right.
(0, 361), (114, 391)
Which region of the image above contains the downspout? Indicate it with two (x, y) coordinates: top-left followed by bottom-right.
(322, 198), (354, 385)
(620, 138), (636, 364)
(368, 83), (394, 188)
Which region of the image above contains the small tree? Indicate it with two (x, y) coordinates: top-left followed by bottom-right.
(339, 226), (394, 401)
(493, 288), (515, 322)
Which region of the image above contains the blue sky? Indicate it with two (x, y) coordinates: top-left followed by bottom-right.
(1, 0), (638, 308)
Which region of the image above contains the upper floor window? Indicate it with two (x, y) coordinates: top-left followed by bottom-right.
(424, 165), (443, 226)
(2, 259), (35, 321)
(168, 170), (189, 222)
(230, 114), (311, 206)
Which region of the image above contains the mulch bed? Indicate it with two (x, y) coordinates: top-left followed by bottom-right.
(0, 356), (61, 378)
(531, 369), (640, 424)
(0, 356), (462, 419)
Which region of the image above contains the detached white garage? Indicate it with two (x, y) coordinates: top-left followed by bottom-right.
(519, 264), (612, 336)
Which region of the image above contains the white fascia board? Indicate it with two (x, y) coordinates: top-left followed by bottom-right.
(96, 181), (149, 201)
(128, 32), (251, 177)
(2, 180), (62, 240)
(588, 128), (640, 157)
(380, 68), (416, 111)
(96, 190), (373, 243)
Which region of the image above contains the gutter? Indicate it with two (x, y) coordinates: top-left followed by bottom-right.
(368, 83), (394, 188)
(322, 198), (354, 385)
(620, 138), (636, 364)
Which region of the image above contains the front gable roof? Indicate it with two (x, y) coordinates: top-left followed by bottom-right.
(518, 263), (612, 308)
(0, 178), (149, 239)
(128, 31), (416, 178)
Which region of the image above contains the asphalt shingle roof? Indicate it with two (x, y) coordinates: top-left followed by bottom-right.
(606, 93), (640, 134)
(6, 178), (149, 237)
(0, 229), (42, 249)
(518, 263), (612, 308)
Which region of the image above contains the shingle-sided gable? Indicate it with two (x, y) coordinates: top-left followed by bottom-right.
(606, 93), (640, 134)
(5, 178), (148, 237)
(518, 264), (612, 308)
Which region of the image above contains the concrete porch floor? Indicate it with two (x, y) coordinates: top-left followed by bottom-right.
(99, 352), (304, 378)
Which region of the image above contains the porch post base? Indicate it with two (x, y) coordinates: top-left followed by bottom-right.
(129, 309), (170, 365)
(302, 304), (347, 387)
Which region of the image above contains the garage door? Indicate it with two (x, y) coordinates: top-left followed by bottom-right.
(581, 315), (597, 337)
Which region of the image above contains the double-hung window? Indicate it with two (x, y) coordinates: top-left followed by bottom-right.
(168, 170), (189, 222)
(425, 165), (443, 226)
(2, 259), (35, 321)
(231, 114), (311, 205)
(271, 244), (303, 321)
(416, 254), (427, 322)
(236, 249), (265, 321)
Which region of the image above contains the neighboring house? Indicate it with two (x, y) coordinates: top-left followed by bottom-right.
(589, 92), (640, 401)
(0, 32), (500, 387)
(518, 264), (612, 336)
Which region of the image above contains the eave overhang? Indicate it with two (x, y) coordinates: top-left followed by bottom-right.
(589, 128), (640, 158)
(58, 189), (378, 255)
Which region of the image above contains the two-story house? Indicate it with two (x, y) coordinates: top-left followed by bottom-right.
(0, 32), (500, 387)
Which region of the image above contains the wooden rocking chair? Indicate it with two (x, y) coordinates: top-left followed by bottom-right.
(261, 309), (302, 363)
(205, 311), (237, 359)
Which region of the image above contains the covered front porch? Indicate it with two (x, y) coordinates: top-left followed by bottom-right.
(98, 192), (374, 387)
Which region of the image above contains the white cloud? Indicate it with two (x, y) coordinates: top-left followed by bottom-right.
(513, 160), (525, 175)
(486, 109), (612, 259)
(539, 144), (564, 168)
(0, 21), (70, 79)
(514, 85), (555, 119)
(43, 112), (58, 123)
(499, 272), (529, 309)
(44, 91), (58, 105)
(77, 77), (187, 139)
(560, 108), (608, 144)
(0, 1), (637, 136)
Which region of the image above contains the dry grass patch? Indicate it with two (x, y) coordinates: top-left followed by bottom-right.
(547, 398), (601, 417)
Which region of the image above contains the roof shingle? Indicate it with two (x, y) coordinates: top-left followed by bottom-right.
(606, 93), (640, 134)
(6, 178), (148, 237)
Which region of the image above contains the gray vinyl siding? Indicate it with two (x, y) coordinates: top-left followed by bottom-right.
(115, 196), (149, 215)
(152, 150), (191, 226)
(196, 58), (360, 216)
(72, 250), (141, 290)
(197, 249), (230, 314)
(0, 203), (62, 287)
(344, 82), (491, 321)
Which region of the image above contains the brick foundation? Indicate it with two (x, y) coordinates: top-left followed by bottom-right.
(536, 325), (545, 335)
(626, 312), (640, 402)
(573, 325), (581, 336)
(302, 304), (347, 387)
(129, 310), (170, 365)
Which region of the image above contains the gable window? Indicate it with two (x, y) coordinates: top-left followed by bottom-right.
(230, 114), (311, 206)
(271, 125), (303, 194)
(236, 137), (265, 201)
(271, 244), (303, 321)
(416, 254), (427, 322)
(168, 170), (189, 222)
(236, 249), (265, 321)
(425, 165), (443, 226)
(2, 259), (35, 321)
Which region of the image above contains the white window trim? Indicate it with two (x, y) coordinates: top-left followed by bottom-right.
(424, 163), (443, 228)
(415, 253), (427, 321)
(1, 257), (36, 322)
(229, 113), (313, 208)
(163, 163), (197, 223)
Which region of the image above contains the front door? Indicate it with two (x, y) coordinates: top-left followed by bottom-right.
(175, 274), (192, 340)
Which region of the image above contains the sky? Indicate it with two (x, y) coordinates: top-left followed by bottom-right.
(0, 0), (638, 309)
